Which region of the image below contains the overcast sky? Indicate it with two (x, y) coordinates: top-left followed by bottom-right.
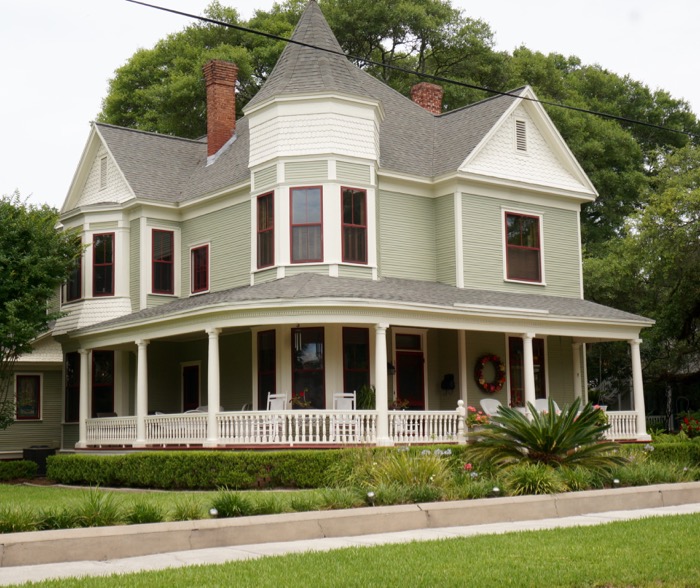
(2, 0), (698, 210)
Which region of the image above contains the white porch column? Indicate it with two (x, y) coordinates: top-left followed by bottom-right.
(134, 339), (150, 447)
(522, 333), (536, 408)
(76, 349), (90, 448)
(572, 342), (583, 402)
(374, 323), (393, 446)
(205, 328), (221, 446)
(457, 330), (468, 405)
(630, 338), (650, 440)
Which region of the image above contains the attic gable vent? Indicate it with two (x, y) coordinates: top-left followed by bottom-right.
(515, 119), (527, 152)
(99, 156), (107, 189)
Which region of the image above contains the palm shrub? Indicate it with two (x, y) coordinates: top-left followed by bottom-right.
(466, 398), (626, 474)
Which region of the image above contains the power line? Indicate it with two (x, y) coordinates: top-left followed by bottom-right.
(126, 0), (698, 140)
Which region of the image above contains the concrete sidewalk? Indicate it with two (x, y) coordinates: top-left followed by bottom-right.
(2, 502), (700, 586)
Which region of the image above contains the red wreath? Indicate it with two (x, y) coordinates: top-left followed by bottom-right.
(474, 354), (507, 394)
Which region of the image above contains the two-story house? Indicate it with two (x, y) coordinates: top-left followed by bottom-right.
(2, 0), (652, 456)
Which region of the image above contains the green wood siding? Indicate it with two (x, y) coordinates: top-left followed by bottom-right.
(546, 336), (575, 405)
(146, 294), (176, 309)
(254, 165), (277, 191)
(0, 370), (63, 453)
(285, 161), (328, 183)
(462, 193), (581, 297)
(284, 265), (329, 277)
(378, 190), (436, 281)
(89, 221), (118, 230)
(146, 219), (180, 229)
(130, 218), (140, 312)
(465, 331), (507, 406)
(428, 330), (460, 410)
(337, 161), (371, 185)
(435, 194), (456, 286)
(337, 265), (373, 280)
(253, 268), (278, 285)
(181, 201), (251, 294)
(61, 424), (79, 450)
(220, 332), (252, 410)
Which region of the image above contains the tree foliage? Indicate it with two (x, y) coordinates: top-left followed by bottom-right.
(0, 193), (82, 429)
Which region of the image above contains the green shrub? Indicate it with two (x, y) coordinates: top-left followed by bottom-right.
(612, 458), (696, 486)
(36, 507), (80, 530)
(319, 487), (364, 510)
(289, 493), (323, 512)
(371, 482), (412, 506)
(408, 483), (445, 503)
(503, 463), (567, 495)
(125, 501), (166, 524)
(559, 466), (603, 492)
(75, 488), (123, 527)
(451, 473), (501, 500)
(251, 493), (286, 515)
(0, 505), (38, 533)
(648, 442), (700, 466)
(211, 490), (255, 518)
(171, 495), (205, 521)
(47, 450), (338, 490)
(0, 460), (37, 481)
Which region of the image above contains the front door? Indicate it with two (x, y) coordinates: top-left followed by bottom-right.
(395, 333), (425, 410)
(508, 337), (546, 407)
(182, 364), (200, 412)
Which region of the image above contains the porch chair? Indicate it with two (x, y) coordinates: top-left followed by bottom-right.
(332, 392), (359, 443)
(479, 398), (502, 416)
(534, 398), (560, 413)
(261, 392), (287, 442)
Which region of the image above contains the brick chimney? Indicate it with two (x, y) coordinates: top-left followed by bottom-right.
(410, 82), (444, 115)
(203, 60), (238, 157)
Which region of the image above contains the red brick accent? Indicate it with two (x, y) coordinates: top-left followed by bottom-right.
(410, 82), (444, 115)
(203, 60), (238, 157)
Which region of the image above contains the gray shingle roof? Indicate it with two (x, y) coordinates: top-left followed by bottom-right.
(94, 1), (521, 203)
(77, 273), (652, 334)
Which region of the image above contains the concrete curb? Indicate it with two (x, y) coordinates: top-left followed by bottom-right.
(2, 482), (700, 568)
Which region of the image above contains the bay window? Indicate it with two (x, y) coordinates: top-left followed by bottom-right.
(342, 188), (367, 264)
(290, 187), (322, 263)
(92, 233), (114, 296)
(257, 192), (274, 268)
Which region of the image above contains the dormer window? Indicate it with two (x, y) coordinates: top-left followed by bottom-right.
(291, 187), (323, 263)
(515, 119), (527, 152)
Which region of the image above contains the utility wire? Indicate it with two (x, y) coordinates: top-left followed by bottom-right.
(126, 0), (698, 140)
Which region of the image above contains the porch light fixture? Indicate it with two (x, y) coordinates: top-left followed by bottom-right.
(440, 373), (455, 392)
(294, 329), (303, 352)
(387, 362), (396, 375)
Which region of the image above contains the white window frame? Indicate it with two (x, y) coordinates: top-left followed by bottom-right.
(14, 372), (43, 421)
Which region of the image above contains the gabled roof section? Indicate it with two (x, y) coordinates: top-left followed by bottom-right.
(95, 123), (205, 203)
(245, 0), (365, 111)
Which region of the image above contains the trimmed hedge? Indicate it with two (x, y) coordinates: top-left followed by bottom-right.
(649, 442), (700, 466)
(46, 446), (469, 490)
(0, 460), (38, 481)
(47, 450), (342, 490)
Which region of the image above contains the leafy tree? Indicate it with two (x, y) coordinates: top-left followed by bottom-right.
(0, 193), (82, 430)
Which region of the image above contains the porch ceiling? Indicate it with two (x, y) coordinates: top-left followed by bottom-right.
(65, 274), (653, 346)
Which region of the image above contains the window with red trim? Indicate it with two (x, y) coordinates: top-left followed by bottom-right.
(152, 229), (174, 294)
(65, 239), (82, 302)
(16, 375), (40, 420)
(92, 233), (114, 296)
(191, 244), (209, 294)
(290, 187), (322, 263)
(257, 193), (274, 268)
(342, 188), (367, 264)
(505, 212), (541, 282)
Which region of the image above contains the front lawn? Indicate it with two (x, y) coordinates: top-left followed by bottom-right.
(25, 512), (700, 587)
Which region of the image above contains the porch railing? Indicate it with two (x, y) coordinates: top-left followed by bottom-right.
(605, 411), (638, 440)
(389, 411), (462, 444)
(86, 416), (137, 445)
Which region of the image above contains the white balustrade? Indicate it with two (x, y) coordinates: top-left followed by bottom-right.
(605, 411), (639, 440)
(145, 413), (208, 445)
(86, 417), (137, 445)
(389, 411), (462, 444)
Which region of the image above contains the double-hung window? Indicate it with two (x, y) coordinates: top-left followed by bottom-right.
(65, 239), (82, 302)
(257, 193), (274, 268)
(152, 229), (174, 294)
(341, 188), (367, 264)
(16, 375), (41, 420)
(505, 212), (542, 282)
(92, 233), (114, 296)
(191, 244), (209, 294)
(290, 187), (322, 263)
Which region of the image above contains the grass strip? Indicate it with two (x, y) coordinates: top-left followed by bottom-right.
(24, 512), (700, 587)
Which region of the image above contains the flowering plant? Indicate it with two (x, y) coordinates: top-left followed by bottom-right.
(465, 405), (489, 428)
(591, 404), (608, 426)
(389, 398), (410, 410)
(680, 412), (700, 438)
(290, 389), (312, 408)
